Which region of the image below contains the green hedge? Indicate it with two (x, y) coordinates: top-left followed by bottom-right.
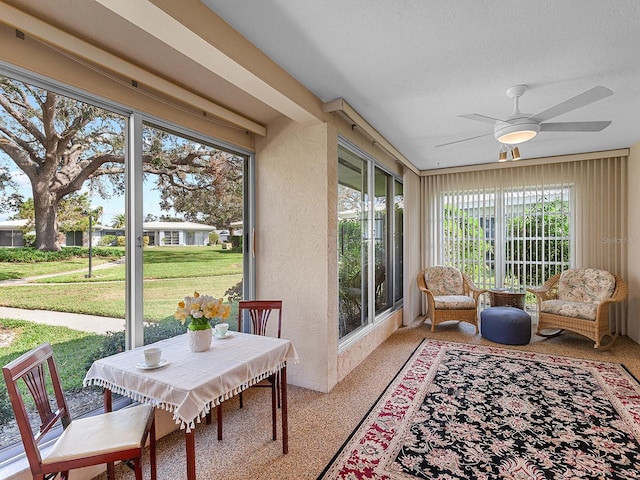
(0, 247), (123, 263)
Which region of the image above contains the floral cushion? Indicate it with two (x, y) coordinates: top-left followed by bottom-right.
(425, 266), (463, 296)
(557, 268), (615, 303)
(540, 299), (598, 320)
(434, 295), (476, 310)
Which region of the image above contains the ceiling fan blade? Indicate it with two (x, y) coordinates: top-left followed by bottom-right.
(460, 113), (504, 124)
(435, 133), (491, 147)
(529, 86), (613, 123)
(539, 121), (612, 132)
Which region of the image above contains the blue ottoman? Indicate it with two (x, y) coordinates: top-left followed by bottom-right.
(481, 307), (531, 345)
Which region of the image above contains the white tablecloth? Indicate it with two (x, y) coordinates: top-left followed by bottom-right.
(84, 332), (298, 431)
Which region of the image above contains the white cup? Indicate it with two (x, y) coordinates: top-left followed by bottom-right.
(143, 347), (162, 367)
(214, 323), (229, 337)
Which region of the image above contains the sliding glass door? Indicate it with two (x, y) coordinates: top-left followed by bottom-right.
(139, 123), (246, 343)
(0, 67), (251, 450)
(337, 140), (403, 341)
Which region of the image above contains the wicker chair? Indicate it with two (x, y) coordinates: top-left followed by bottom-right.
(417, 266), (486, 333)
(527, 268), (627, 350)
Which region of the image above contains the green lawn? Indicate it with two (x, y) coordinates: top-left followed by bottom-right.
(0, 319), (100, 393)
(0, 246), (244, 428)
(0, 318), (103, 426)
(0, 246), (243, 319)
(0, 257), (116, 281)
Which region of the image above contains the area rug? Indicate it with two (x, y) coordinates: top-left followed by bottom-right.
(319, 340), (640, 479)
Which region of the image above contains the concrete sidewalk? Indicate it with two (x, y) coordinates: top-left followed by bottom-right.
(0, 259), (126, 334)
(0, 306), (125, 335)
(0, 258), (124, 286)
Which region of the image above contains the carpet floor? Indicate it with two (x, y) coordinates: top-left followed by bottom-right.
(96, 318), (640, 480)
(319, 339), (640, 479)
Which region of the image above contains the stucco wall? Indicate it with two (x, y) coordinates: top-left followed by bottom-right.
(254, 116), (335, 392)
(254, 113), (411, 392)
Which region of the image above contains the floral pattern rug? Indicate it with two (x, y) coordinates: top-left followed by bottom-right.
(319, 340), (640, 479)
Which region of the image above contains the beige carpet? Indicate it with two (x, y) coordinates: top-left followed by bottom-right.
(97, 318), (640, 480)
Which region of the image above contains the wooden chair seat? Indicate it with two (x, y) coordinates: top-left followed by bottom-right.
(43, 404), (153, 465)
(2, 342), (156, 480)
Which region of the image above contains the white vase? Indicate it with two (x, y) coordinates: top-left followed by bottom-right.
(187, 327), (212, 352)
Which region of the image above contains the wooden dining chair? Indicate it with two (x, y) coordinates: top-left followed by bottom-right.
(2, 342), (156, 480)
(214, 300), (282, 441)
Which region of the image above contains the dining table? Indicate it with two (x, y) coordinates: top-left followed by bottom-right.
(84, 331), (298, 480)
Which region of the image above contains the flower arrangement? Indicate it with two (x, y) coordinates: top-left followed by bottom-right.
(174, 291), (231, 331)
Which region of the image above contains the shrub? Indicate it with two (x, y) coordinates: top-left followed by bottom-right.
(116, 236), (126, 246)
(0, 247), (123, 263)
(84, 319), (188, 369)
(23, 233), (35, 248)
(229, 235), (243, 252)
(208, 232), (219, 245)
(99, 235), (117, 246)
(225, 280), (243, 303)
(0, 386), (11, 424)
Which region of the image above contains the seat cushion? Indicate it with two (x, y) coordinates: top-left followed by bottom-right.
(481, 307), (531, 345)
(425, 266), (463, 296)
(541, 299), (598, 321)
(42, 403), (153, 464)
(434, 295), (476, 309)
(557, 268), (615, 303)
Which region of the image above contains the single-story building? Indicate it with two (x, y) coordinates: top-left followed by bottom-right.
(0, 220), (218, 247)
(142, 221), (216, 246)
(0, 219), (27, 247)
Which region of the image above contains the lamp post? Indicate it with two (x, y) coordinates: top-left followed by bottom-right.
(85, 211), (93, 278)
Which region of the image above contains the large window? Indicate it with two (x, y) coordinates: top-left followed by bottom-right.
(423, 155), (627, 331)
(442, 185), (572, 303)
(338, 141), (403, 340)
(0, 70), (250, 451)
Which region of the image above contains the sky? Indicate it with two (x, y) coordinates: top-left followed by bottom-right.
(0, 163), (167, 225)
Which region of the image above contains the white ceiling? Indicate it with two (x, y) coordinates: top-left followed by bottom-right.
(5, 1), (640, 172)
(201, 0), (640, 171)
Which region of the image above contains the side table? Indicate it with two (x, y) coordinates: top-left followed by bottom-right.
(489, 288), (526, 309)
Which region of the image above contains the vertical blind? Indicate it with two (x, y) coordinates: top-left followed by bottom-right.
(421, 153), (628, 333)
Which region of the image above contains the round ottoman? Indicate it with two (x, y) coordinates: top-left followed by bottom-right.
(481, 307), (531, 345)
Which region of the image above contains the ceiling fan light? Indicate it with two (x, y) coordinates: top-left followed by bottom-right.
(510, 146), (521, 160)
(499, 149), (507, 162)
(494, 120), (541, 144)
(498, 130), (537, 144)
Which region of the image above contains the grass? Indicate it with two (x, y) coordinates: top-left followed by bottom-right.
(0, 318), (101, 393)
(0, 246), (243, 319)
(0, 246), (244, 428)
(0, 257), (116, 281)
(34, 247), (241, 283)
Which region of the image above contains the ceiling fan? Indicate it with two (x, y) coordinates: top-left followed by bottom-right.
(435, 85), (613, 151)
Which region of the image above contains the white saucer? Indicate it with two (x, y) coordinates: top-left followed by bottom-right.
(214, 331), (234, 339)
(136, 359), (169, 370)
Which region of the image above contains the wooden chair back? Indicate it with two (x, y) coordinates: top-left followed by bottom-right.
(214, 300), (283, 441)
(238, 300), (283, 338)
(3, 342), (157, 480)
(2, 342), (69, 475)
